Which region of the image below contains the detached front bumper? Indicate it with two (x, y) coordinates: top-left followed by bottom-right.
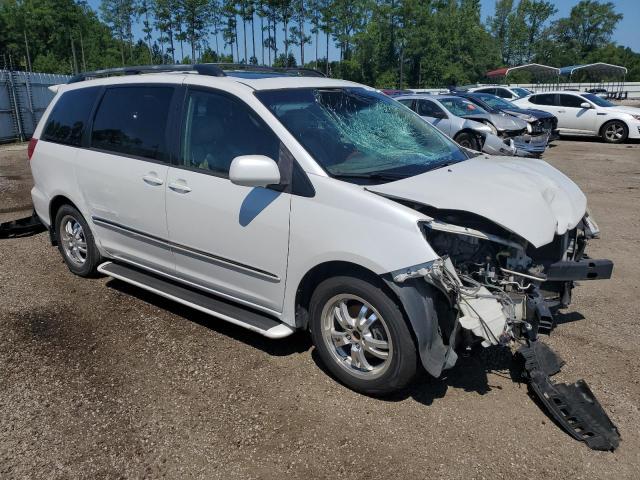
(512, 132), (550, 155)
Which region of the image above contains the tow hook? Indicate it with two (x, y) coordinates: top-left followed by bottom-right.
(516, 340), (620, 451)
(0, 211), (45, 239)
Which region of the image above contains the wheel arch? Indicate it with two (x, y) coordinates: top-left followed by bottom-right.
(48, 195), (81, 245)
(599, 118), (629, 138)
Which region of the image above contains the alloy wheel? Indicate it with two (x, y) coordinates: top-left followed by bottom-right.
(320, 294), (393, 380)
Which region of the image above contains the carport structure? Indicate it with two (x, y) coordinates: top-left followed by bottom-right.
(558, 63), (628, 99)
(485, 63), (560, 91)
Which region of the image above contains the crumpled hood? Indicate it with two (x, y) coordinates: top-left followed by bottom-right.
(463, 112), (527, 131)
(501, 107), (555, 121)
(367, 155), (587, 248)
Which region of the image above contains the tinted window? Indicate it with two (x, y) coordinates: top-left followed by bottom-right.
(397, 99), (415, 110)
(42, 87), (100, 146)
(91, 86), (174, 160)
(475, 88), (496, 95)
(530, 94), (557, 106)
(495, 88), (513, 98)
(417, 100), (446, 117)
(181, 89), (280, 176)
(559, 94), (587, 108)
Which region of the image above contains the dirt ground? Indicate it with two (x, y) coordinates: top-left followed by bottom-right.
(1, 136), (639, 479)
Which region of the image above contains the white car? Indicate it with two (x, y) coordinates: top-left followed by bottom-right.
(28, 65), (613, 397)
(513, 91), (640, 143)
(468, 85), (533, 100)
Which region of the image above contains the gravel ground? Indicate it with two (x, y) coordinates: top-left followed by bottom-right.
(1, 138), (639, 479)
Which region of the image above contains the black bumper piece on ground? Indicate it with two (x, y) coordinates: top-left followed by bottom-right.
(0, 211), (45, 239)
(518, 341), (620, 451)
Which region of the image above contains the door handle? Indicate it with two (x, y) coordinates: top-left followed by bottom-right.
(168, 182), (192, 194)
(557, 110), (565, 113)
(142, 174), (164, 186)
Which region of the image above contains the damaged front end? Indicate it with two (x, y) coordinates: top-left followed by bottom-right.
(390, 211), (619, 450)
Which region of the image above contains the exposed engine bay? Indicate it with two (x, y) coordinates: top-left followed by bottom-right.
(390, 203), (619, 450)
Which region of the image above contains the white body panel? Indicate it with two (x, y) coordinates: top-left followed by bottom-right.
(165, 167), (291, 313)
(78, 151), (174, 272)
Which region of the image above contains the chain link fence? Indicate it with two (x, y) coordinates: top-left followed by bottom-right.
(0, 70), (71, 143)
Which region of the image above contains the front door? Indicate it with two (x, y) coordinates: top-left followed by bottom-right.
(556, 94), (598, 134)
(417, 100), (452, 136)
(165, 87), (291, 313)
(77, 84), (176, 273)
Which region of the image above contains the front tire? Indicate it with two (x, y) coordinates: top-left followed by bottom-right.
(54, 204), (101, 277)
(601, 120), (628, 144)
(454, 131), (481, 151)
(309, 275), (418, 396)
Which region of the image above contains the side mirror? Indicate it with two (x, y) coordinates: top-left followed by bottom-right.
(229, 155), (280, 188)
(580, 102), (592, 109)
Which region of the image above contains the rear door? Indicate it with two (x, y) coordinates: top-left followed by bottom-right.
(557, 94), (598, 134)
(165, 87), (292, 313)
(76, 84), (178, 273)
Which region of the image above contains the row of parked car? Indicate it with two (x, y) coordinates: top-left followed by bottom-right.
(384, 85), (640, 156)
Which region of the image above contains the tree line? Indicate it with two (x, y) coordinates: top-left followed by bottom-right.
(1, 0), (638, 87)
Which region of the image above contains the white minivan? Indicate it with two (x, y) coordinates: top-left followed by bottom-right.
(28, 65), (612, 396)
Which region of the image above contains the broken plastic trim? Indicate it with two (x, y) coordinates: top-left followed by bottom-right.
(518, 341), (620, 451)
(0, 211), (46, 239)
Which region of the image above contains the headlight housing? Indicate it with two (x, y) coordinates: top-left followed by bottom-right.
(526, 123), (533, 133)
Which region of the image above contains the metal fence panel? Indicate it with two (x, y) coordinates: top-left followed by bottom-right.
(0, 70), (71, 142)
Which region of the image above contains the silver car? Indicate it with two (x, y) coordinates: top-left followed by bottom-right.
(397, 95), (546, 155)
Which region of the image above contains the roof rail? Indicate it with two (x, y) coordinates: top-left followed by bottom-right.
(67, 63), (225, 84)
(66, 63), (326, 84)
(210, 63), (326, 77)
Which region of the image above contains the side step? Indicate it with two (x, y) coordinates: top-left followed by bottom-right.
(97, 261), (295, 339)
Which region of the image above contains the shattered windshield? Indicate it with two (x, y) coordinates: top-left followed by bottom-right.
(256, 87), (467, 180)
(439, 97), (488, 117)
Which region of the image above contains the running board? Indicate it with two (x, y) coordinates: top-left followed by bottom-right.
(97, 261), (295, 339)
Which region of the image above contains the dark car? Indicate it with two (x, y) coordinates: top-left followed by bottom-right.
(452, 91), (559, 139)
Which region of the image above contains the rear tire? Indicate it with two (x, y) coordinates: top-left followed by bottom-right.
(54, 204), (102, 277)
(601, 120), (628, 144)
(309, 275), (418, 396)
(454, 131), (481, 151)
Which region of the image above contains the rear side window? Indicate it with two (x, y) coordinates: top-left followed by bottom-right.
(495, 88), (513, 98)
(476, 88), (496, 95)
(530, 94), (557, 106)
(91, 86), (174, 161)
(559, 94), (586, 108)
(42, 87), (100, 146)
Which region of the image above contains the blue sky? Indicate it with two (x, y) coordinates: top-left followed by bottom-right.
(86, 0), (639, 64)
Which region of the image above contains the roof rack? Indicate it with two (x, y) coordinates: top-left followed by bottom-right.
(67, 64), (225, 84)
(67, 63), (326, 84)
(213, 63), (326, 78)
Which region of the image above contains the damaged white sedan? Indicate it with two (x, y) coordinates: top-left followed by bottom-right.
(29, 69), (618, 450)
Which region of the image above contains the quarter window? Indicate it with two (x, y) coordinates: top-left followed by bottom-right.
(180, 89), (280, 176)
(42, 87), (100, 146)
(91, 86), (174, 161)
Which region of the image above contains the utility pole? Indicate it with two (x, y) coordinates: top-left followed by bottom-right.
(23, 30), (32, 72)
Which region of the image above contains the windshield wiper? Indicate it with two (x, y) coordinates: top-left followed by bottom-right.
(331, 172), (407, 181)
